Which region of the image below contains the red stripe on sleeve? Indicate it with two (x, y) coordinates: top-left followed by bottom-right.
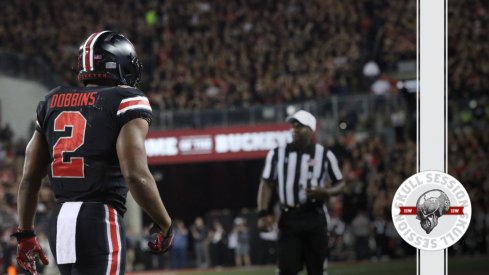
(118, 99), (150, 111)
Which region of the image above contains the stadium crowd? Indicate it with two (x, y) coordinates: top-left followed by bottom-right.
(4, 0), (488, 105)
(1, 0), (488, 273)
(1, 0), (415, 110)
(448, 0), (489, 100)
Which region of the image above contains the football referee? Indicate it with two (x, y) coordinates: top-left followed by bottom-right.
(257, 110), (344, 275)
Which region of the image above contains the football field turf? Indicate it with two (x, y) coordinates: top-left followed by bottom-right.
(130, 255), (489, 275)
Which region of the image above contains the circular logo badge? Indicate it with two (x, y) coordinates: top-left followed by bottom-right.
(391, 171), (472, 250)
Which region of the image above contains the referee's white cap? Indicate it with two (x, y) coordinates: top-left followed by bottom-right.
(286, 110), (317, 132)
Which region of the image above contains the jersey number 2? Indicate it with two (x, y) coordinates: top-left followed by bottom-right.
(52, 111), (87, 178)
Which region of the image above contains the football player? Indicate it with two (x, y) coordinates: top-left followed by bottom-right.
(12, 31), (173, 275)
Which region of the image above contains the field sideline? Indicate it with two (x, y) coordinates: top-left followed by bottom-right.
(128, 256), (489, 275)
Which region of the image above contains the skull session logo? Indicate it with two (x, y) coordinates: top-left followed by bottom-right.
(391, 171), (471, 250)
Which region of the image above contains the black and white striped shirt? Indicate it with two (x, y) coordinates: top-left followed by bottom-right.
(262, 143), (343, 207)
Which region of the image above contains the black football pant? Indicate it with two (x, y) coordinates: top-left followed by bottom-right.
(277, 205), (328, 275)
(48, 202), (126, 275)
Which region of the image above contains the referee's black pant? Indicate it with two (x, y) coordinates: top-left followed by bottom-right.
(48, 202), (126, 275)
(277, 204), (328, 275)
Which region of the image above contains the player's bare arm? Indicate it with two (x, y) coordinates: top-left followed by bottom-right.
(18, 130), (50, 229)
(117, 118), (172, 233)
(14, 130), (50, 274)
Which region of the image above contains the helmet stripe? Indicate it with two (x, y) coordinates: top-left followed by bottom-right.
(83, 31), (110, 71)
(82, 32), (98, 71)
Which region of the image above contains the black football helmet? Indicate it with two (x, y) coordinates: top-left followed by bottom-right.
(77, 31), (142, 87)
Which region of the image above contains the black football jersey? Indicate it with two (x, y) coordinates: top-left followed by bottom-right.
(36, 85), (153, 214)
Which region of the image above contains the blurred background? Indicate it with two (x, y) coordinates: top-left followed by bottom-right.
(0, 0), (487, 274)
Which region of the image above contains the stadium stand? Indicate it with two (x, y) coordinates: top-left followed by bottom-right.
(1, 0), (415, 110)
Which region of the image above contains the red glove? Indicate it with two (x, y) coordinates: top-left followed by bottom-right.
(147, 221), (174, 254)
(11, 228), (49, 275)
